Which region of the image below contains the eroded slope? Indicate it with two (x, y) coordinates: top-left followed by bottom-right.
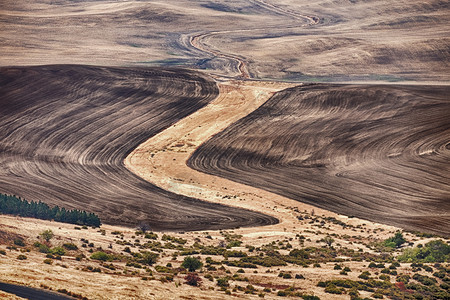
(189, 84), (450, 236)
(0, 65), (277, 230)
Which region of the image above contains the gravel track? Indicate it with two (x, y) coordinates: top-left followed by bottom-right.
(189, 84), (450, 236)
(0, 65), (277, 231)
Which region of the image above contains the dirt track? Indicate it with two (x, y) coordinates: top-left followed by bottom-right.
(189, 84), (450, 236)
(0, 65), (277, 231)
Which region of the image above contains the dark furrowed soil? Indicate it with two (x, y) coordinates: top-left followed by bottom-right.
(189, 84), (450, 236)
(0, 65), (278, 231)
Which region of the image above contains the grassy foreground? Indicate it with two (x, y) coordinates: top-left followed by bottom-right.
(0, 213), (448, 300)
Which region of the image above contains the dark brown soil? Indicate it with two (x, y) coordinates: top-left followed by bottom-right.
(0, 65), (278, 231)
(189, 84), (450, 236)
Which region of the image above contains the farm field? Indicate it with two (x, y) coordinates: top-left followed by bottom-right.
(0, 0), (449, 299)
(189, 84), (450, 236)
(0, 65), (276, 231)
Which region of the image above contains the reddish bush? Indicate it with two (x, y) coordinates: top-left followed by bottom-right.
(185, 273), (202, 286)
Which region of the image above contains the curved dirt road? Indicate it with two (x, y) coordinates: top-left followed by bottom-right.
(125, 80), (349, 229)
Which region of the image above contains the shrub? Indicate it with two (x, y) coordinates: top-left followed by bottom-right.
(204, 274), (214, 281)
(302, 296), (320, 300)
(139, 251), (158, 266)
(324, 284), (344, 294)
(379, 274), (390, 281)
(182, 256), (202, 272)
(40, 230), (54, 242)
(17, 254), (27, 260)
(0, 250), (6, 255)
(63, 243), (78, 250)
(13, 238), (25, 247)
(51, 247), (66, 256)
(33, 242), (50, 253)
(289, 249), (309, 259)
(216, 277), (229, 288)
(384, 232), (406, 248)
(396, 274), (410, 283)
(372, 292), (383, 298)
(185, 273), (202, 286)
(398, 240), (450, 263)
(43, 258), (52, 264)
(359, 271), (371, 280)
(90, 251), (110, 261)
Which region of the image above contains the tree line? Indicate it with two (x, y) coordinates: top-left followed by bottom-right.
(0, 193), (101, 227)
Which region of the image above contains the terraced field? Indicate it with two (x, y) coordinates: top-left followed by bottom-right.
(189, 84), (450, 236)
(0, 65), (277, 231)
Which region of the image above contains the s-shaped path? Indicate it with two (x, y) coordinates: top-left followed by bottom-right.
(125, 80), (350, 229)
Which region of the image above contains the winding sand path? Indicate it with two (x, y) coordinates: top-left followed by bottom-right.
(125, 80), (388, 231)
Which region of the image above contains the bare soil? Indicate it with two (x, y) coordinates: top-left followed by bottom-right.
(189, 84), (450, 236)
(1, 0), (448, 82)
(0, 65), (275, 231)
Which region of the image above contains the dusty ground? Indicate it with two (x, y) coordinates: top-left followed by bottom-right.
(1, 213), (440, 300)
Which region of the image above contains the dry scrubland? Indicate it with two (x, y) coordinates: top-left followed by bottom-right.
(0, 215), (448, 300)
(0, 0), (449, 81)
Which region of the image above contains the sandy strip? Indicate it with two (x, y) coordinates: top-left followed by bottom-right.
(125, 79), (395, 233)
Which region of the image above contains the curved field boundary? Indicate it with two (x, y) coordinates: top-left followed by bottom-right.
(0, 65), (276, 231)
(188, 83), (450, 236)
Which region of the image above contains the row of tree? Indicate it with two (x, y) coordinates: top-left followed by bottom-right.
(0, 193), (101, 227)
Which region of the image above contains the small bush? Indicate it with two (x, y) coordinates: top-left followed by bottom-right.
(39, 230), (54, 242)
(13, 238), (25, 247)
(0, 250), (6, 255)
(185, 273), (202, 286)
(33, 242), (50, 253)
(384, 232), (406, 248)
(90, 251), (110, 261)
(358, 271), (371, 280)
(216, 277), (229, 288)
(17, 254), (27, 260)
(324, 284), (344, 294)
(51, 247), (66, 256)
(43, 258), (53, 264)
(302, 296), (320, 300)
(63, 243), (78, 250)
(182, 256), (202, 272)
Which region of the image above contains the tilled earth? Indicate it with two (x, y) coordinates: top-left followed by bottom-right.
(0, 65), (277, 231)
(189, 83), (450, 236)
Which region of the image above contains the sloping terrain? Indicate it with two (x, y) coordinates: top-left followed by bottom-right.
(1, 0), (448, 81)
(189, 84), (450, 236)
(0, 65), (277, 231)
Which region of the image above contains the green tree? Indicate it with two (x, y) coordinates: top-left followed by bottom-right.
(40, 229), (54, 242)
(139, 251), (159, 266)
(384, 232), (406, 248)
(182, 256), (203, 272)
